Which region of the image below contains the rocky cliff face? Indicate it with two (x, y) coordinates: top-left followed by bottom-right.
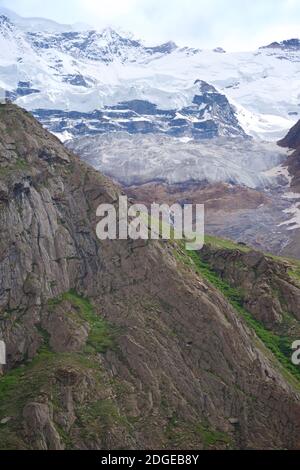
(1, 104), (300, 450)
(279, 119), (300, 149)
(279, 120), (300, 192)
(200, 244), (300, 331)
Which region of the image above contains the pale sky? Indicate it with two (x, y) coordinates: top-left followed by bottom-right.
(1, 0), (300, 51)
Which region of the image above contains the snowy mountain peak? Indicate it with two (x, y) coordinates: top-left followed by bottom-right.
(213, 47), (226, 53)
(0, 7), (18, 22)
(0, 6), (90, 33)
(0, 8), (300, 141)
(99, 27), (121, 40)
(145, 40), (178, 54)
(0, 14), (14, 31)
(261, 38), (300, 50)
(99, 26), (133, 42)
(194, 80), (217, 93)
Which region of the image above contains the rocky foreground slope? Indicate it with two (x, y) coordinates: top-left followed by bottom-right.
(1, 104), (300, 449)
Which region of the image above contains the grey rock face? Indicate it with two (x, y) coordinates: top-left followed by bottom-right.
(33, 81), (247, 141)
(23, 402), (64, 450)
(200, 245), (300, 329)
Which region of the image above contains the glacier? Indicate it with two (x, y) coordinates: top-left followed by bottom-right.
(68, 134), (288, 188)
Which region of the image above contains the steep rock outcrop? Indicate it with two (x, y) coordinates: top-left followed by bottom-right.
(1, 104), (300, 449)
(279, 120), (300, 192)
(200, 243), (300, 331)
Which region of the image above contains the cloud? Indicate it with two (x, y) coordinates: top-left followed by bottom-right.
(1, 0), (299, 51)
